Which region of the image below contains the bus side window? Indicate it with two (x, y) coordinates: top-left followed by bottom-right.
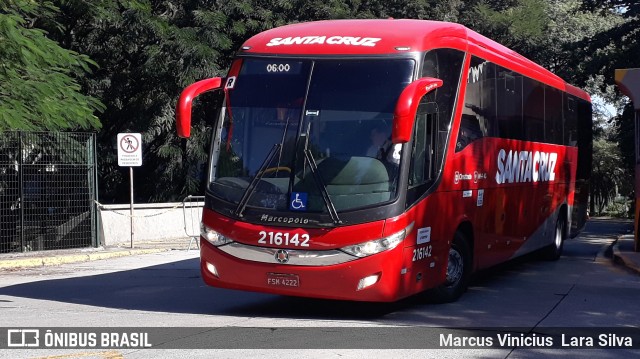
(564, 95), (578, 146)
(456, 115), (483, 151)
(464, 56), (498, 147)
(545, 86), (564, 144)
(496, 66), (523, 140)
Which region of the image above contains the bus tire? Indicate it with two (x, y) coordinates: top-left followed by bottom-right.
(429, 231), (471, 303)
(543, 214), (565, 261)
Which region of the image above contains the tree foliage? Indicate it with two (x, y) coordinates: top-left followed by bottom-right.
(0, 0), (103, 131)
(467, 0), (548, 57)
(572, 0), (640, 215)
(575, 0), (640, 89)
(591, 132), (632, 215)
(43, 0), (227, 202)
(612, 103), (636, 189)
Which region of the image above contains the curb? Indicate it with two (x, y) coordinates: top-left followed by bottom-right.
(0, 248), (170, 270)
(612, 242), (640, 275)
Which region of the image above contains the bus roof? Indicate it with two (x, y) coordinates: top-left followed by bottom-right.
(240, 19), (590, 102)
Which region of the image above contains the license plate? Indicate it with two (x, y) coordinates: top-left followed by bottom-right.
(266, 273), (300, 288)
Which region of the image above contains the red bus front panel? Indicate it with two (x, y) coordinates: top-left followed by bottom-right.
(199, 207), (455, 301)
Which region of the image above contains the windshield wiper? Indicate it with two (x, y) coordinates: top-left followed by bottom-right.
(235, 143), (281, 217)
(303, 149), (342, 225)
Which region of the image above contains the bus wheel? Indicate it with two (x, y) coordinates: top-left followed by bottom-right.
(429, 231), (471, 303)
(543, 215), (565, 261)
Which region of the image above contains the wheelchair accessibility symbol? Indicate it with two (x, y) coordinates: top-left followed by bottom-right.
(289, 192), (308, 211)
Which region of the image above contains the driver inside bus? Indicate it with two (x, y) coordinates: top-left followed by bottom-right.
(367, 123), (400, 165)
(367, 125), (389, 158)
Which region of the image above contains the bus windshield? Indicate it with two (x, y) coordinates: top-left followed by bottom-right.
(209, 58), (414, 216)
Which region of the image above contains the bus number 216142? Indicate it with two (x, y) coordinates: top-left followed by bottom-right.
(258, 231), (310, 247)
(413, 245), (432, 261)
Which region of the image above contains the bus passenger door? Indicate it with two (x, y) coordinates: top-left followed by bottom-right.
(404, 100), (444, 295)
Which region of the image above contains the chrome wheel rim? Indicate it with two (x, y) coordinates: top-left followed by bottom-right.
(554, 221), (563, 249)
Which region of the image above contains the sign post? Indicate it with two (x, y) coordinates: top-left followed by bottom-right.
(117, 133), (143, 248)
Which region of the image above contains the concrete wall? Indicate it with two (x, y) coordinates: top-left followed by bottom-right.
(98, 201), (203, 246)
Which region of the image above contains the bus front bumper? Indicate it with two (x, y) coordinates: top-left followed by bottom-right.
(199, 238), (407, 302)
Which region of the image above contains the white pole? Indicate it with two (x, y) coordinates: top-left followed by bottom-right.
(130, 166), (134, 248)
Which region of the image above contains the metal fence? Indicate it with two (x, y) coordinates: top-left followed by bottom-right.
(0, 132), (98, 253)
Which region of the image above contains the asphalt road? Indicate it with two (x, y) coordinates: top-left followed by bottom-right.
(0, 217), (638, 358)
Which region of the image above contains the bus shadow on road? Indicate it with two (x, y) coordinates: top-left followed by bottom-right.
(0, 257), (428, 320)
(0, 252), (562, 324)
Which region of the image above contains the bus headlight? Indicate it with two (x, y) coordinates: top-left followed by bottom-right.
(201, 224), (234, 246)
(340, 223), (413, 258)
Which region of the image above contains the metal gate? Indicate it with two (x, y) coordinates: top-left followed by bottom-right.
(0, 132), (98, 253)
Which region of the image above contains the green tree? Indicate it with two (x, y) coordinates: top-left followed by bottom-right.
(465, 0), (548, 57)
(42, 0), (222, 202)
(572, 1), (639, 215)
(0, 0), (103, 131)
(612, 104), (636, 204)
(591, 137), (630, 214)
(460, 0), (624, 80)
(575, 1), (639, 88)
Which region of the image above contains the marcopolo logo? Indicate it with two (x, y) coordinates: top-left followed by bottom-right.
(495, 149), (558, 185)
(266, 36), (382, 47)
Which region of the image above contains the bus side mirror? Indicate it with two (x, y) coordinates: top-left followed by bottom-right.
(392, 77), (443, 143)
(176, 77), (224, 138)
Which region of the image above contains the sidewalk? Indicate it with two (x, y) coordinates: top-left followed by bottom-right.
(612, 234), (640, 275)
(0, 238), (197, 270)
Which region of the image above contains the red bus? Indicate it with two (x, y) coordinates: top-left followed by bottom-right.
(176, 19), (592, 302)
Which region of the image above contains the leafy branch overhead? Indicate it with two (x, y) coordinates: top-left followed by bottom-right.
(0, 0), (104, 131)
